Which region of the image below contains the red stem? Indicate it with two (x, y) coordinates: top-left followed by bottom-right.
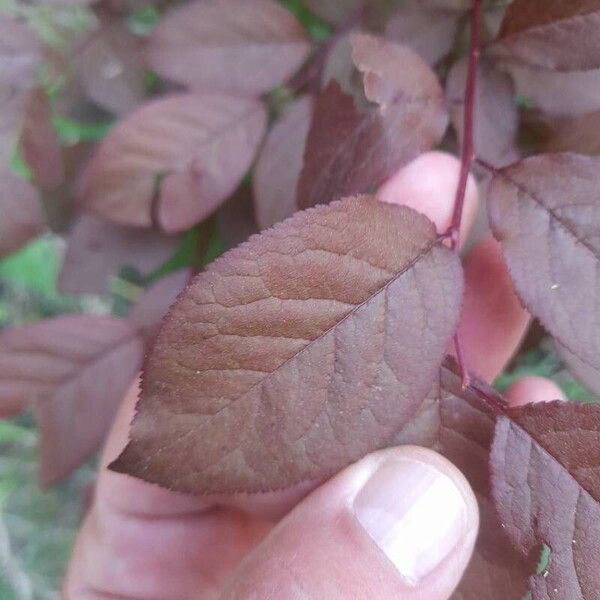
(448, 0), (482, 387)
(447, 0), (482, 250)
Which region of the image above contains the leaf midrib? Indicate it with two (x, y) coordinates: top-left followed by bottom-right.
(208, 236), (442, 418)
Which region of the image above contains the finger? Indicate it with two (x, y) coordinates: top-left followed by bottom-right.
(222, 446), (479, 600)
(505, 376), (567, 407)
(378, 151), (479, 241)
(457, 234), (531, 382)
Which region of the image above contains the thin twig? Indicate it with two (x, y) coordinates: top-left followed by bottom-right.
(447, 0), (483, 388)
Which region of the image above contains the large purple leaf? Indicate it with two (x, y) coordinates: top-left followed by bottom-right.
(58, 216), (180, 295)
(0, 315), (143, 486)
(253, 95), (313, 229)
(492, 401), (600, 599)
(487, 154), (600, 390)
(146, 0), (310, 95)
(495, 0), (600, 72)
(79, 93), (267, 232)
(298, 34), (448, 209)
(110, 197), (463, 494)
(0, 167), (45, 258)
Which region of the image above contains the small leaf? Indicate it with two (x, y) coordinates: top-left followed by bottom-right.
(506, 65), (600, 116)
(495, 0), (600, 71)
(146, 0), (310, 95)
(543, 110), (600, 155)
(110, 196), (463, 494)
(129, 269), (190, 341)
(298, 34), (447, 210)
(446, 57), (519, 167)
(253, 95), (313, 229)
(79, 93), (267, 232)
(488, 154), (600, 386)
(218, 184), (259, 248)
(0, 88), (26, 166)
(58, 216), (180, 295)
(491, 401), (600, 598)
(556, 341), (600, 397)
(0, 167), (45, 258)
(303, 0), (361, 26)
(76, 24), (145, 115)
(384, 0), (461, 65)
(21, 89), (64, 188)
(0, 315), (144, 486)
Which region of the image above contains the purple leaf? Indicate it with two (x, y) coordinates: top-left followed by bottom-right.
(0, 167), (45, 258)
(218, 184), (259, 248)
(488, 154), (600, 385)
(79, 94), (267, 232)
(303, 0), (361, 26)
(76, 24), (145, 115)
(110, 197), (463, 494)
(556, 342), (600, 397)
(298, 34), (448, 209)
(58, 215), (180, 295)
(384, 0), (462, 65)
(0, 315), (144, 486)
(491, 401), (600, 599)
(129, 270), (190, 342)
(543, 109), (600, 155)
(253, 95), (313, 229)
(21, 89), (64, 188)
(446, 57), (519, 167)
(146, 0), (310, 95)
(507, 65), (600, 117)
(495, 0), (600, 72)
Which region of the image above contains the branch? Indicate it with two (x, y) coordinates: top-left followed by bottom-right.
(448, 0), (483, 387)
(446, 0), (482, 250)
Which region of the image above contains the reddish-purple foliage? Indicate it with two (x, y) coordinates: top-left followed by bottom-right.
(2, 2), (600, 595)
(79, 94), (267, 231)
(298, 34), (448, 209)
(146, 0), (310, 94)
(0, 316), (144, 486)
(111, 198), (463, 493)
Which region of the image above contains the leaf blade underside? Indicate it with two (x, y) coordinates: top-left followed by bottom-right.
(79, 93), (266, 232)
(297, 34), (448, 210)
(491, 401), (600, 599)
(495, 0), (600, 71)
(111, 197), (463, 494)
(487, 154), (600, 390)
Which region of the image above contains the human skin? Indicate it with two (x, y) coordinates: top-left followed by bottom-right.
(64, 152), (564, 599)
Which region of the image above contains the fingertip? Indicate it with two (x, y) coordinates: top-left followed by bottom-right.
(377, 151), (479, 241)
(458, 234), (531, 382)
(505, 376), (567, 407)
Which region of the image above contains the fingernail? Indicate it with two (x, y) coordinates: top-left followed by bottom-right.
(353, 458), (467, 585)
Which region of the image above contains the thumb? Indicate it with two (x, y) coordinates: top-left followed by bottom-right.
(221, 446), (479, 599)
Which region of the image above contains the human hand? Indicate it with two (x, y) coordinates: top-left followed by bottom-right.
(64, 152), (565, 599)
